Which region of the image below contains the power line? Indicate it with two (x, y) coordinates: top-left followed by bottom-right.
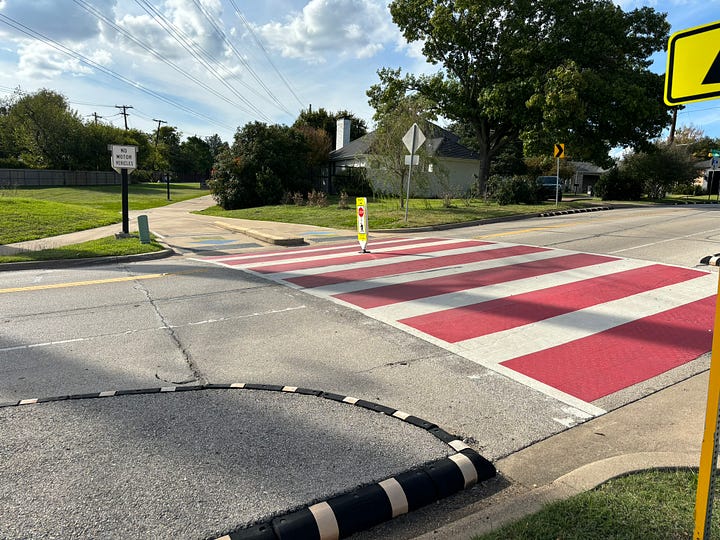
(132, 0), (277, 121)
(229, 0), (305, 110)
(188, 0), (292, 116)
(73, 0), (266, 121)
(0, 13), (234, 132)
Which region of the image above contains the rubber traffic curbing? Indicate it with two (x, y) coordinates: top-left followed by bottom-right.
(3, 382), (496, 540)
(700, 253), (720, 266)
(229, 453), (494, 540)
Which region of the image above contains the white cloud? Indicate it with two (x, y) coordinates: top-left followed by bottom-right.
(16, 40), (96, 79)
(113, 0), (227, 62)
(0, 0), (112, 42)
(256, 0), (398, 63)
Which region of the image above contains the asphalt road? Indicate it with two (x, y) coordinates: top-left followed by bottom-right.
(2, 203), (719, 538)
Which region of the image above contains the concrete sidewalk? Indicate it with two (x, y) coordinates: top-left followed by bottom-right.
(1, 194), (714, 539)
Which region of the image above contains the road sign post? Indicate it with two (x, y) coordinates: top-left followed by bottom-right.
(665, 24), (720, 533)
(109, 145), (138, 235)
(402, 124), (426, 223)
(356, 197), (369, 253)
(695, 271), (720, 539)
(553, 144), (565, 206)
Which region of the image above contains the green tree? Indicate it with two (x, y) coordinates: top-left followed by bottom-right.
(293, 108), (368, 148)
(3, 89), (85, 169)
(620, 144), (697, 199)
(204, 134), (230, 162)
(371, 0), (670, 189)
(173, 136), (213, 179)
(209, 122), (309, 209)
(365, 95), (439, 204)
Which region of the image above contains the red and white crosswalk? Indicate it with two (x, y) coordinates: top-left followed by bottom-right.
(197, 237), (717, 415)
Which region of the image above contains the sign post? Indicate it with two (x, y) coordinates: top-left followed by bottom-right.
(109, 145), (138, 235)
(402, 124), (426, 223)
(666, 22), (720, 540)
(356, 197), (369, 253)
(553, 144), (565, 206)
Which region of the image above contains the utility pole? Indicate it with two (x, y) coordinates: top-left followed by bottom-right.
(153, 118), (169, 199)
(152, 118), (166, 174)
(115, 105), (133, 130)
(90, 112), (103, 124)
(669, 108), (678, 144)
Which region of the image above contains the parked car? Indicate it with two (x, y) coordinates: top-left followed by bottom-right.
(537, 176), (562, 201)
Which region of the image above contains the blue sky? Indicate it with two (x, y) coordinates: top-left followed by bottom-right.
(0, 0), (717, 147)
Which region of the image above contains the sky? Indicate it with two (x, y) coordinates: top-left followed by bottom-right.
(0, 0), (717, 147)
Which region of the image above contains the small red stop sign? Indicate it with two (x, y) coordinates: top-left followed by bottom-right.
(358, 207), (365, 218)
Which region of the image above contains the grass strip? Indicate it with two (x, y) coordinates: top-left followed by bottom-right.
(197, 196), (600, 230)
(0, 236), (165, 264)
(476, 470), (720, 540)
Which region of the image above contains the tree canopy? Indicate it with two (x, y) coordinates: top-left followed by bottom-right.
(370, 0), (671, 187)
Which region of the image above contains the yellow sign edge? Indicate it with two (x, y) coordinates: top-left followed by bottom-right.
(664, 20), (720, 106)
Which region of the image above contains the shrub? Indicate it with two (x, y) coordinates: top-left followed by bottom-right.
(594, 167), (643, 200)
(338, 191), (349, 209)
(488, 175), (540, 205)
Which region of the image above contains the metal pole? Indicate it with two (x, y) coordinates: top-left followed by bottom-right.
(694, 269), (720, 539)
(556, 157), (560, 206)
(121, 168), (129, 234)
(404, 127), (417, 223)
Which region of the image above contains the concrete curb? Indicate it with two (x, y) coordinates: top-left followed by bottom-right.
(214, 221), (306, 246)
(3, 382), (497, 540)
(0, 247), (175, 272)
(415, 452), (698, 539)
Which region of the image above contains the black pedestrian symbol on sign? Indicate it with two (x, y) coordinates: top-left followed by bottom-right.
(703, 50), (720, 85)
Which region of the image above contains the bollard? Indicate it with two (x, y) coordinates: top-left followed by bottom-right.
(137, 215), (150, 244)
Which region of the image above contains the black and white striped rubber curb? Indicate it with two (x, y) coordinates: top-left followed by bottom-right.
(539, 206), (612, 217)
(700, 253), (720, 266)
(1, 382), (497, 540)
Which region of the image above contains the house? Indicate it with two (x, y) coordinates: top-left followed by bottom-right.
(697, 158), (720, 194)
(327, 119), (481, 197)
(568, 161), (608, 195)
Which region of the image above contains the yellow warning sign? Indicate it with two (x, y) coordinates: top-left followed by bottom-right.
(665, 21), (720, 106)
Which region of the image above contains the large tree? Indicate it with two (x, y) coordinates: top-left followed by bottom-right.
(293, 108), (368, 149)
(2, 89), (85, 169)
(209, 122), (309, 209)
(370, 0), (671, 188)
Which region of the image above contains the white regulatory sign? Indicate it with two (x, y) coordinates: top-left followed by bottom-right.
(110, 145), (137, 173)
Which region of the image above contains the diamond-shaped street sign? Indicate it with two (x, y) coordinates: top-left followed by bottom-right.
(665, 21), (720, 106)
(402, 124), (426, 154)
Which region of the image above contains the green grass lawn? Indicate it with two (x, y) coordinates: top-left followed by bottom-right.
(198, 195), (600, 230)
(476, 470), (720, 540)
(0, 183), (209, 244)
(3, 182), (208, 212)
(0, 235), (166, 264)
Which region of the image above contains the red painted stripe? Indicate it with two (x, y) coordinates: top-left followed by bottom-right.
(336, 252), (614, 310)
(288, 244), (548, 289)
(251, 240), (491, 274)
(400, 264), (705, 342)
(216, 237), (437, 266)
(501, 295), (715, 401)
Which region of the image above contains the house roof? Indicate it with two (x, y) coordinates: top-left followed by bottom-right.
(569, 161), (607, 174)
(329, 123), (480, 162)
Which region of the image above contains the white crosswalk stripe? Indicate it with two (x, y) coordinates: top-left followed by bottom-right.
(197, 237), (716, 415)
